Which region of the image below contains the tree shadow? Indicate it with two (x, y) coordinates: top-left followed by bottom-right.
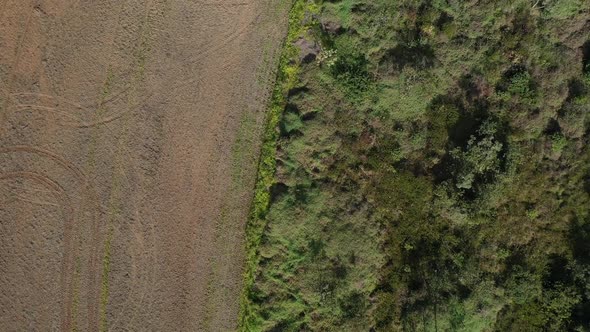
(582, 40), (590, 72)
(380, 43), (436, 72)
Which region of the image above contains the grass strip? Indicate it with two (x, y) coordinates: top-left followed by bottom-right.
(238, 0), (318, 330)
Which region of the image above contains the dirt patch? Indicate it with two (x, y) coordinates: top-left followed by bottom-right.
(0, 0), (289, 331)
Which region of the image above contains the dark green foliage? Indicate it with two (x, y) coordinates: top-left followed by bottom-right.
(338, 290), (365, 318)
(244, 0), (590, 330)
(448, 121), (505, 192)
(329, 45), (372, 98)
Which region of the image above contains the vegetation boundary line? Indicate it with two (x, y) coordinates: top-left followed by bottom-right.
(237, 0), (317, 329)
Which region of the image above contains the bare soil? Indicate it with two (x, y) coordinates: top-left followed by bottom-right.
(0, 1), (289, 331)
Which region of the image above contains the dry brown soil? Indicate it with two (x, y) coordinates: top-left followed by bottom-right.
(0, 1), (290, 331)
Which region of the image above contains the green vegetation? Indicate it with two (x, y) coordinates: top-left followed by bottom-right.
(239, 1), (319, 330)
(243, 0), (590, 330)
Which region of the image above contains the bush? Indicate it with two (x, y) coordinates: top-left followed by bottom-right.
(446, 121), (505, 193)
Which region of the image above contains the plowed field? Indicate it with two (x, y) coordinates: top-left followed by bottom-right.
(0, 1), (289, 330)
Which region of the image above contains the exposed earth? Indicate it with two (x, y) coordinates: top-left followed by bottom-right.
(0, 0), (289, 331)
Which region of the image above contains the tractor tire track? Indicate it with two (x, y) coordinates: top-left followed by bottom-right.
(0, 0), (35, 139)
(163, 9), (262, 98)
(0, 146), (104, 331)
(0, 171), (75, 331)
(0, 0), (290, 330)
